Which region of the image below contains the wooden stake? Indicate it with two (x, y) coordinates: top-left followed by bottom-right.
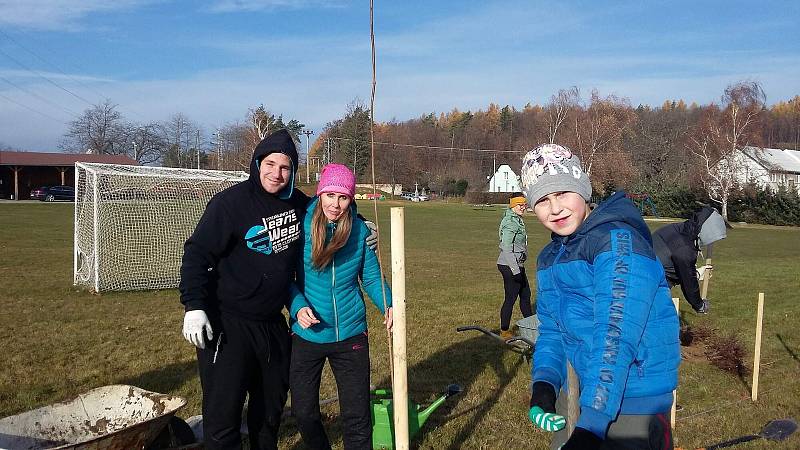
(671, 297), (680, 429)
(752, 293), (765, 402)
(390, 207), (409, 449)
(566, 362), (579, 437)
(700, 258), (713, 298)
(700, 244), (713, 299)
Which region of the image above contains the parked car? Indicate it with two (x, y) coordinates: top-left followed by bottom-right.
(410, 194), (429, 202)
(29, 187), (48, 200)
(31, 185), (75, 202)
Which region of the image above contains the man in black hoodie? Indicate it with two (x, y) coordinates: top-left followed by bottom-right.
(179, 129), (305, 449)
(652, 206), (727, 314)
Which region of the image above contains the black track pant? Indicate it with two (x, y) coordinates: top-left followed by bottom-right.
(497, 264), (533, 330)
(290, 333), (372, 450)
(197, 313), (291, 450)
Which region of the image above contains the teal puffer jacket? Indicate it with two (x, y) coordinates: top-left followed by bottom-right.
(289, 197), (391, 343)
(497, 207), (528, 275)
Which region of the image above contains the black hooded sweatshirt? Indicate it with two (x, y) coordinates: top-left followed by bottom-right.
(652, 206), (716, 310)
(179, 129), (310, 320)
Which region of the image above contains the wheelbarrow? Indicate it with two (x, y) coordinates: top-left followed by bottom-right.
(0, 384), (191, 450)
(371, 383), (462, 449)
(457, 315), (538, 362)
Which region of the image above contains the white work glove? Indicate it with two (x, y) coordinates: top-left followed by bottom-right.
(364, 220), (379, 251)
(696, 264), (712, 281)
(183, 310), (213, 349)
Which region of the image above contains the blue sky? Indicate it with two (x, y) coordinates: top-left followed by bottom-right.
(0, 0), (798, 151)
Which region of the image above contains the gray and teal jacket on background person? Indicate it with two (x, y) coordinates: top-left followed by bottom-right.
(497, 207), (528, 275)
(532, 191), (680, 439)
(289, 197), (392, 344)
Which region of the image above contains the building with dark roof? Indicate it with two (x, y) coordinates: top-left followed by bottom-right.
(0, 151), (138, 200)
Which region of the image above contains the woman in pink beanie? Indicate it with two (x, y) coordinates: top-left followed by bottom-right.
(288, 163), (392, 450)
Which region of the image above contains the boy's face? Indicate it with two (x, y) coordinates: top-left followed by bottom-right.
(533, 191), (589, 236)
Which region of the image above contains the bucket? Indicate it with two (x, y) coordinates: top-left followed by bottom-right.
(516, 314), (540, 343)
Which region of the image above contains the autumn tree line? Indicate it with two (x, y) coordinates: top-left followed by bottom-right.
(317, 81), (800, 223)
(55, 81), (800, 223)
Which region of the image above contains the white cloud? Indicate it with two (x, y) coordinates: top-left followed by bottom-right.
(0, 69), (112, 83)
(0, 0), (159, 30)
(207, 0), (347, 13)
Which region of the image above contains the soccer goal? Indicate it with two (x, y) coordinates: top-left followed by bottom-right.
(74, 163), (248, 292)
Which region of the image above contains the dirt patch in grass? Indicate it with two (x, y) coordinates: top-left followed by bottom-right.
(680, 325), (749, 376)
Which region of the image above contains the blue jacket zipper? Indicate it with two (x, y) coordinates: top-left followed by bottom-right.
(332, 256), (339, 341)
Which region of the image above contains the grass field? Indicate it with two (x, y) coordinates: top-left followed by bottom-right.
(1, 200), (799, 449)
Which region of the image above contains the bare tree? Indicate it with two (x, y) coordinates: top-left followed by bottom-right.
(546, 87), (580, 143)
(687, 81), (766, 219)
(126, 123), (165, 165)
(570, 91), (638, 190)
(217, 122), (251, 171)
(61, 99), (127, 155)
(160, 113), (203, 168)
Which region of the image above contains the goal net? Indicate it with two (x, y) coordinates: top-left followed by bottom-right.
(74, 163), (248, 292)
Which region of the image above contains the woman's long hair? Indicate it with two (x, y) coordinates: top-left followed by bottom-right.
(310, 201), (353, 270)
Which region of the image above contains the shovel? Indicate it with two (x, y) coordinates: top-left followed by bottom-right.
(697, 418), (797, 449)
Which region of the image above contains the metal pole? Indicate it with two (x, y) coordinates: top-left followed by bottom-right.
(196, 130), (200, 169)
(327, 138), (331, 165)
(302, 130), (314, 183)
(73, 164), (80, 285)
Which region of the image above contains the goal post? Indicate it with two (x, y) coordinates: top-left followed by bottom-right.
(74, 162), (248, 292)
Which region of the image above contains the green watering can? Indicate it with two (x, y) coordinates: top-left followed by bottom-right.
(371, 383), (462, 449)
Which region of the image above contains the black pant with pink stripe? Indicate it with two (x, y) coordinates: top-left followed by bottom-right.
(290, 333), (372, 450)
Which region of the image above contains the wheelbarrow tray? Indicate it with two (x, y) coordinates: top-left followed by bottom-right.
(0, 384), (186, 449)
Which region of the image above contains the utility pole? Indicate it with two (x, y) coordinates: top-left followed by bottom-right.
(326, 138), (331, 165)
(302, 130), (314, 183)
(196, 130), (200, 169)
(216, 129), (221, 170)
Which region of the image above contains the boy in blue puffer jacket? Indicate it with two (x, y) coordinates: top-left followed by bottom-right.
(288, 163), (392, 450)
(520, 144), (679, 450)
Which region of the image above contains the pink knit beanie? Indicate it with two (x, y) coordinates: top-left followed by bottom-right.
(317, 163), (356, 198)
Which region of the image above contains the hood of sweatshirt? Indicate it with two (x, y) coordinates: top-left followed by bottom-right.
(249, 129), (299, 200)
(674, 206), (726, 249)
(568, 191), (651, 244)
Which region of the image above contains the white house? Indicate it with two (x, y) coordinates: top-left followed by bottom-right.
(738, 146), (800, 193)
(487, 164), (521, 193)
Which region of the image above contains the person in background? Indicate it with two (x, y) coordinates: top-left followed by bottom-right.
(289, 163), (392, 450)
(521, 143), (679, 450)
(496, 192), (534, 340)
(652, 206), (727, 314)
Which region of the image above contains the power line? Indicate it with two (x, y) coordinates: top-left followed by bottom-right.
(0, 45), (95, 106)
(0, 28), (109, 103)
(0, 91), (67, 123)
(0, 27), (151, 124)
(0, 75), (79, 118)
(327, 136), (524, 154)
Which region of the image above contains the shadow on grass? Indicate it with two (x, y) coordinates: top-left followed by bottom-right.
(366, 334), (526, 450)
(277, 334), (527, 449)
(119, 360), (197, 396)
(777, 334), (799, 367)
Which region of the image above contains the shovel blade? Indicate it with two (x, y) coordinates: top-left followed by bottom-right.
(760, 418), (797, 441)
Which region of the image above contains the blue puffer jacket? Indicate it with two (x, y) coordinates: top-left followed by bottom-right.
(289, 197), (391, 343)
(532, 191), (679, 439)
